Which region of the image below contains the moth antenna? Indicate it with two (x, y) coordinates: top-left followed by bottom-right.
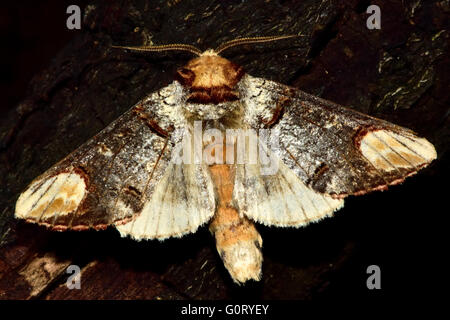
(112, 43), (202, 56)
(215, 35), (302, 54)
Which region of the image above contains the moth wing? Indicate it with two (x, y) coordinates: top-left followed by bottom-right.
(233, 147), (345, 227)
(15, 81), (187, 230)
(115, 163), (216, 240)
(238, 74), (437, 198)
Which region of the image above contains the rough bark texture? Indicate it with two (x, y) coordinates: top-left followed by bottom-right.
(0, 0), (448, 300)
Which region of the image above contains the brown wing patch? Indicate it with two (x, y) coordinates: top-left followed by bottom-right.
(132, 105), (174, 138)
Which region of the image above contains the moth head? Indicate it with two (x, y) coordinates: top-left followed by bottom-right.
(112, 35), (299, 103)
(175, 50), (244, 89)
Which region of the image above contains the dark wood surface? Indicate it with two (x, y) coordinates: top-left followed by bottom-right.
(0, 0), (448, 300)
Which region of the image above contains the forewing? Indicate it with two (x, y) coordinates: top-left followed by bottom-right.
(15, 81), (186, 230)
(238, 74), (437, 198)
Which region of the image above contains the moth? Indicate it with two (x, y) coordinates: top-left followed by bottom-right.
(15, 36), (437, 284)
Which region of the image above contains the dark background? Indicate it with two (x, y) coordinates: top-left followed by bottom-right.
(0, 0), (448, 302)
(0, 1), (90, 115)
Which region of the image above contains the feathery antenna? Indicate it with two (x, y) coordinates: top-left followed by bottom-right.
(112, 34), (302, 57)
(215, 35), (300, 54)
(111, 43), (202, 56)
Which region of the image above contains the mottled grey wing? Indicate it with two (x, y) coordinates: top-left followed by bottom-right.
(238, 74), (436, 198)
(15, 81), (185, 230)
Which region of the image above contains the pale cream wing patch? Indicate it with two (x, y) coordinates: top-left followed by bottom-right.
(359, 129), (437, 172)
(115, 163), (216, 240)
(15, 172), (87, 222)
(233, 159), (344, 228)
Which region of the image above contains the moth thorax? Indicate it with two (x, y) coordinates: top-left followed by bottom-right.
(175, 54), (244, 104)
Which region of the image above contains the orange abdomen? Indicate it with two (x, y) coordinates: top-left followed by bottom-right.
(208, 163), (263, 284)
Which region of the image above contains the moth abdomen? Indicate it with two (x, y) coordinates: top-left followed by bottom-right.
(210, 212), (263, 284)
(209, 164), (263, 284)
